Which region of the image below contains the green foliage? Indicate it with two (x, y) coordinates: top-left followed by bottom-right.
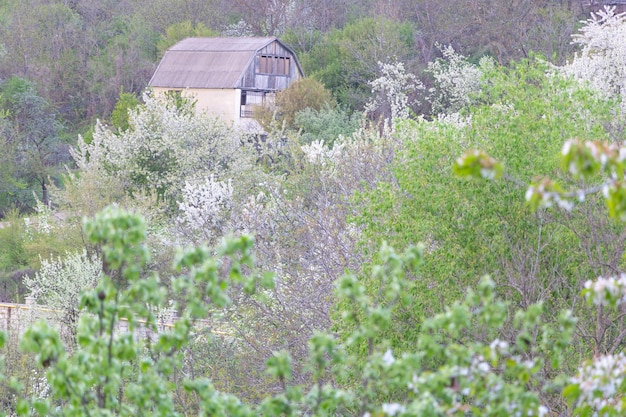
(453, 149), (503, 180)
(355, 58), (620, 359)
(0, 208), (588, 416)
(0, 198), (624, 416)
(0, 108), (21, 216)
(109, 91), (140, 134)
(280, 27), (324, 55)
(0, 209), (29, 300)
(0, 76), (68, 209)
(85, 13), (159, 119)
(156, 20), (218, 56)
(9, 206), (269, 415)
(0, 210), (27, 272)
(294, 104), (360, 145)
(255, 78), (335, 131)
(301, 17), (416, 111)
(277, 78), (335, 127)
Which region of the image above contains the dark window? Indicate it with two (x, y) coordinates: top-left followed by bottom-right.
(240, 91), (267, 118)
(257, 55), (290, 76)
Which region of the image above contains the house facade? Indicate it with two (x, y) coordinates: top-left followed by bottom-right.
(148, 37), (304, 132)
(586, 0), (626, 13)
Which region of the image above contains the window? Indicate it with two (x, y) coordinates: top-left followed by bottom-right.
(276, 57), (290, 75)
(257, 55), (290, 76)
(240, 91), (267, 118)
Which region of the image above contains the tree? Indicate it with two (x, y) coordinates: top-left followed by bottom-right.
(364, 60), (423, 125)
(84, 13), (157, 120)
(0, 77), (69, 210)
(294, 104), (360, 145)
(142, 0), (224, 34)
(398, 0), (580, 64)
(0, 209), (29, 301)
(354, 58), (622, 364)
(254, 78), (335, 131)
(301, 17), (417, 111)
(0, 1), (85, 122)
(72, 92), (259, 207)
(23, 250), (102, 346)
(222, 0), (305, 36)
(0, 109), (22, 216)
(108, 91), (140, 134)
(156, 20), (218, 56)
(3, 203), (626, 416)
(426, 45), (494, 116)
(559, 6), (626, 114)
(0, 0), (157, 126)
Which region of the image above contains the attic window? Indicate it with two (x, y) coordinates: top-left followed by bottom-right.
(257, 55), (290, 76)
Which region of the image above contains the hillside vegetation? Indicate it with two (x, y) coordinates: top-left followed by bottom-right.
(1, 1), (626, 416)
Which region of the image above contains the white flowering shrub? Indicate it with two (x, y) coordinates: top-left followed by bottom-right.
(427, 45), (494, 115)
(177, 175), (234, 242)
(559, 7), (626, 114)
(72, 92), (256, 206)
(365, 61), (423, 125)
(23, 249), (102, 345)
(300, 139), (346, 167)
(24, 249), (101, 310)
(569, 353), (626, 414)
(23, 197), (53, 240)
(436, 111), (472, 128)
(221, 19), (254, 37)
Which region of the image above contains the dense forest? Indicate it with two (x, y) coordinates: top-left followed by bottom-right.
(1, 0), (626, 415)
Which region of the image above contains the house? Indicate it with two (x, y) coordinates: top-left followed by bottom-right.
(148, 37), (304, 131)
(586, 0), (626, 13)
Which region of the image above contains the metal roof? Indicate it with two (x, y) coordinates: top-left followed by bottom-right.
(169, 37), (277, 52)
(149, 37), (282, 89)
(588, 0), (626, 4)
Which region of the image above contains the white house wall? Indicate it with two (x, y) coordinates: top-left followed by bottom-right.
(152, 87), (263, 132)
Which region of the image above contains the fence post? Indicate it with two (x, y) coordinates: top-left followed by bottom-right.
(24, 296), (35, 307)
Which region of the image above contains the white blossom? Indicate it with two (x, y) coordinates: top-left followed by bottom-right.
(23, 197), (54, 239)
(584, 274), (626, 306)
(71, 92), (255, 204)
(436, 112), (472, 128)
(177, 175), (234, 237)
(558, 7), (626, 114)
(365, 61), (423, 125)
(382, 349), (395, 366)
(24, 249), (102, 344)
(24, 250), (102, 310)
(571, 353), (626, 414)
(301, 139), (346, 167)
(427, 45), (494, 115)
(382, 403), (406, 416)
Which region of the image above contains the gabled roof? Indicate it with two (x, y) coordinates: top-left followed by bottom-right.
(588, 0), (626, 5)
(149, 37), (294, 89)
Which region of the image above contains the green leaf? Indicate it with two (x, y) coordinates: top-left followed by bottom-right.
(562, 384), (581, 407)
(32, 400), (48, 416)
(15, 398), (28, 416)
(266, 350), (293, 381)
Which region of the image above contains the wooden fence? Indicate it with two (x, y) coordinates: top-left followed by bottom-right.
(0, 297), (177, 341)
